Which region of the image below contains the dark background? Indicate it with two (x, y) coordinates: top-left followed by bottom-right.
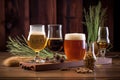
(113, 0), (120, 51)
(0, 0), (119, 52)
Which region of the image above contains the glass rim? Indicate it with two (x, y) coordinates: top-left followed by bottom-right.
(48, 24), (62, 26)
(65, 33), (86, 40)
(30, 24), (45, 27)
(99, 26), (108, 28)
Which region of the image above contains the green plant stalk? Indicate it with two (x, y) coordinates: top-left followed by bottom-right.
(6, 36), (55, 59)
(83, 1), (107, 46)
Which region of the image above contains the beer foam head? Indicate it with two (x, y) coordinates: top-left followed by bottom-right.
(65, 33), (86, 40)
(30, 24), (45, 35)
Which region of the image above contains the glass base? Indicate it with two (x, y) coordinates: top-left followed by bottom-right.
(99, 48), (106, 58)
(34, 56), (45, 63)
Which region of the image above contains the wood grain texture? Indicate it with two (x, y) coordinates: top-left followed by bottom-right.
(0, 0), (116, 52)
(0, 52), (120, 79)
(57, 0), (83, 37)
(19, 57), (112, 71)
(0, 0), (6, 51)
(30, 0), (56, 24)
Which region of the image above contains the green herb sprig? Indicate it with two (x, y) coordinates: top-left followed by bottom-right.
(6, 36), (54, 58)
(83, 1), (107, 46)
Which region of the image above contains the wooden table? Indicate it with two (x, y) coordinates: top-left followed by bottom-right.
(0, 52), (120, 80)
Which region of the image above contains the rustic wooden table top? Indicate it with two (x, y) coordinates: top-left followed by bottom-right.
(0, 52), (120, 80)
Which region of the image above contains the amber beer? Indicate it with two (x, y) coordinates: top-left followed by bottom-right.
(97, 41), (109, 49)
(27, 33), (47, 52)
(64, 33), (86, 60)
(47, 38), (63, 51)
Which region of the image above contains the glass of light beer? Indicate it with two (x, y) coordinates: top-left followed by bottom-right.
(64, 33), (86, 61)
(27, 24), (48, 62)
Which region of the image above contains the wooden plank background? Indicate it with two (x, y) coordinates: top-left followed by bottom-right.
(0, 0), (114, 51)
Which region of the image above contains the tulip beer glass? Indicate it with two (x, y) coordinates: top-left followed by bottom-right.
(64, 33), (86, 60)
(47, 24), (63, 53)
(27, 24), (47, 62)
(97, 27), (110, 57)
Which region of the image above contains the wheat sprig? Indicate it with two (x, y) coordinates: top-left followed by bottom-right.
(6, 36), (54, 58)
(83, 1), (107, 46)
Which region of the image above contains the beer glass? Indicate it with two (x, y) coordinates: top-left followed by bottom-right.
(47, 24), (63, 53)
(97, 27), (110, 57)
(27, 24), (47, 62)
(64, 33), (86, 60)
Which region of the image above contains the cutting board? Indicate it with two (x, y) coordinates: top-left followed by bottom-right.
(20, 57), (112, 71)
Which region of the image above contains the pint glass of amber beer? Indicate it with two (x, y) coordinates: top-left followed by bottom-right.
(64, 33), (86, 60)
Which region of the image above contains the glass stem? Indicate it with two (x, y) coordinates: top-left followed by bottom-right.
(34, 52), (40, 62)
(100, 48), (106, 58)
(36, 52), (39, 57)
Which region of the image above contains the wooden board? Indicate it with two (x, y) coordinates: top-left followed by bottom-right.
(20, 57), (112, 71)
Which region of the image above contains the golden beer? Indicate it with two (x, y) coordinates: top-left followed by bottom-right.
(64, 33), (86, 60)
(97, 41), (109, 49)
(27, 34), (47, 52)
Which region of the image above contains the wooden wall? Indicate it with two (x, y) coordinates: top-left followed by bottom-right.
(30, 0), (56, 24)
(0, 0), (114, 51)
(57, 0), (83, 37)
(0, 0), (6, 51)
